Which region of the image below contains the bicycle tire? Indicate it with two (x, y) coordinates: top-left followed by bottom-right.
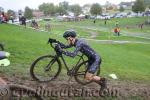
(74, 60), (100, 85)
(30, 55), (61, 82)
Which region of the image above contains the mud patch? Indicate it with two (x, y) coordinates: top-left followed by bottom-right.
(1, 75), (150, 99)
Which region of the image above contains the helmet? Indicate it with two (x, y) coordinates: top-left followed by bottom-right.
(63, 30), (77, 39)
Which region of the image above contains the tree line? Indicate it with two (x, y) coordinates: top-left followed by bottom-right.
(0, 0), (150, 19)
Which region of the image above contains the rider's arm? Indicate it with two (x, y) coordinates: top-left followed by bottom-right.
(62, 43), (81, 58)
(59, 43), (72, 49)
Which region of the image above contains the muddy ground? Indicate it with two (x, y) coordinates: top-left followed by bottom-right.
(1, 74), (150, 100)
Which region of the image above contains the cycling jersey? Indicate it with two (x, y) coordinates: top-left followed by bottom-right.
(61, 39), (101, 74)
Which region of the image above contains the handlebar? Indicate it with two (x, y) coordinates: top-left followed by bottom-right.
(47, 38), (60, 49)
(47, 38), (57, 44)
(47, 38), (85, 57)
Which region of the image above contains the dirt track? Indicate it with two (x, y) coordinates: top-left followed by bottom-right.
(2, 75), (149, 100)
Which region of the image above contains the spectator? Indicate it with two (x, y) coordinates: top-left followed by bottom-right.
(19, 15), (22, 25)
(115, 21), (119, 27)
(0, 14), (2, 24)
(21, 16), (26, 28)
(93, 19), (96, 24)
(104, 18), (107, 25)
(45, 22), (51, 32)
(31, 20), (39, 29)
(1, 12), (8, 23)
(10, 15), (14, 23)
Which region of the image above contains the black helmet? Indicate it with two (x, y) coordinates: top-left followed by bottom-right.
(63, 30), (77, 39)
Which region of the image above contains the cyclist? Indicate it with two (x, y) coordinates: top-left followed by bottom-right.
(59, 30), (107, 90)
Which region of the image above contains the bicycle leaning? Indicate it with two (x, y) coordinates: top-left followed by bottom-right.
(30, 38), (100, 85)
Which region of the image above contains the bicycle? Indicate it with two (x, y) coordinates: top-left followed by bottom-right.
(30, 38), (100, 85)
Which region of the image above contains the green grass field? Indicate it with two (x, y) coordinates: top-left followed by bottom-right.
(0, 16), (150, 84)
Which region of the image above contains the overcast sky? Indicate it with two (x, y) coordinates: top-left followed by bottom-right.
(0, 0), (135, 11)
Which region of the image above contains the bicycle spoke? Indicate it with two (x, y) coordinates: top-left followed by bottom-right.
(30, 55), (61, 82)
(75, 71), (86, 76)
(74, 60), (99, 85)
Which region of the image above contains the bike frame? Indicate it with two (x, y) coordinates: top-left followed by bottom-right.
(48, 39), (86, 75)
(59, 54), (85, 73)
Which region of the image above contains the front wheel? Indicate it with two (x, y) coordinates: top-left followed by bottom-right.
(30, 55), (61, 82)
(74, 60), (100, 85)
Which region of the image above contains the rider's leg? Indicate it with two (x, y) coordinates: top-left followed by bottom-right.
(85, 58), (107, 89)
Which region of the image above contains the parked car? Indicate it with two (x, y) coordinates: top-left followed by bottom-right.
(90, 16), (96, 19)
(115, 15), (123, 18)
(145, 11), (150, 16)
(13, 18), (19, 24)
(96, 15), (110, 20)
(105, 15), (111, 19)
(110, 14), (115, 18)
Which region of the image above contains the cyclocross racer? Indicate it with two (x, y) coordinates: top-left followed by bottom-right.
(59, 30), (107, 90)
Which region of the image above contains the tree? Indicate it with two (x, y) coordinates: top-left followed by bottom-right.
(56, 5), (67, 15)
(90, 3), (102, 16)
(59, 1), (69, 10)
(24, 6), (33, 19)
(132, 0), (145, 13)
(119, 6), (124, 12)
(7, 9), (16, 18)
(39, 3), (55, 16)
(83, 4), (91, 15)
(144, 0), (150, 7)
(55, 1), (69, 15)
(69, 4), (82, 16)
(0, 7), (4, 13)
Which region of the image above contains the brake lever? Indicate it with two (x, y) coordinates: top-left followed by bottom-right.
(48, 38), (57, 44)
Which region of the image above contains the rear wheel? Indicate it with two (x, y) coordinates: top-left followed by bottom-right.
(74, 60), (100, 85)
(30, 55), (61, 82)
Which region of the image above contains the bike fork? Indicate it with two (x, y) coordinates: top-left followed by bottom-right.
(44, 58), (56, 71)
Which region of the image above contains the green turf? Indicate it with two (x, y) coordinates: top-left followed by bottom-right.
(0, 17), (150, 83)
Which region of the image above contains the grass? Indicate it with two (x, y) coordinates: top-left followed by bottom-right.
(38, 17), (150, 39)
(0, 17), (150, 83)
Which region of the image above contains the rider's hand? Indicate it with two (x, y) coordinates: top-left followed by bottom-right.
(55, 44), (63, 53)
(58, 45), (63, 53)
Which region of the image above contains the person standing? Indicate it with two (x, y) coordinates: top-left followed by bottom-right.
(0, 14), (2, 24)
(114, 26), (120, 36)
(115, 21), (119, 27)
(10, 15), (14, 23)
(21, 16), (26, 28)
(93, 19), (96, 24)
(45, 22), (51, 32)
(104, 19), (107, 25)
